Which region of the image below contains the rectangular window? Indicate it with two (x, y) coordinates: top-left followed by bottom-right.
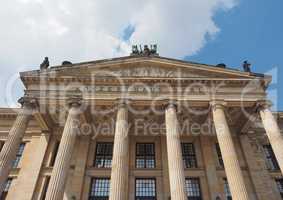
(263, 145), (280, 170)
(0, 178), (13, 200)
(276, 178), (283, 199)
(12, 143), (25, 168)
(135, 178), (156, 200)
(224, 178), (232, 200)
(49, 141), (60, 167)
(181, 143), (197, 168)
(40, 176), (50, 200)
(215, 143), (224, 167)
(94, 143), (113, 168)
(89, 178), (110, 200)
(185, 178), (202, 200)
(136, 143), (155, 168)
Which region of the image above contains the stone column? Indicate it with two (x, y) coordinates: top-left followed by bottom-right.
(0, 98), (35, 195)
(45, 100), (81, 200)
(165, 103), (187, 200)
(259, 102), (283, 174)
(211, 101), (249, 200)
(63, 135), (91, 200)
(109, 103), (129, 200)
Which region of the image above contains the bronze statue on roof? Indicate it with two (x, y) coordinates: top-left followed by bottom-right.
(131, 44), (159, 56)
(40, 57), (49, 70)
(243, 60), (251, 72)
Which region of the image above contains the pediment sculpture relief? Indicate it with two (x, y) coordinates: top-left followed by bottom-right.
(95, 66), (206, 78)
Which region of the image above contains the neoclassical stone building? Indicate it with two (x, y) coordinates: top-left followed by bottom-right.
(0, 54), (282, 200)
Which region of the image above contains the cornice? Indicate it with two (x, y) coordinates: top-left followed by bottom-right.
(20, 55), (266, 78)
(0, 108), (19, 119)
(21, 75), (261, 87)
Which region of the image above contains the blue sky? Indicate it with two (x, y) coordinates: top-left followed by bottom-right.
(0, 0), (281, 110)
(187, 0), (283, 110)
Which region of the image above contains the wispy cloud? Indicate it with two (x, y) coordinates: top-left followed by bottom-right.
(0, 0), (237, 106)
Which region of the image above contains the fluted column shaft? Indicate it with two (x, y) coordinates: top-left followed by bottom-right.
(260, 105), (283, 174)
(165, 104), (187, 200)
(211, 102), (249, 200)
(45, 105), (80, 200)
(0, 107), (31, 194)
(109, 104), (129, 200)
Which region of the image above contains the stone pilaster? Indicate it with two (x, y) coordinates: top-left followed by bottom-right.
(109, 103), (129, 200)
(45, 100), (81, 200)
(0, 98), (35, 195)
(211, 101), (249, 200)
(200, 136), (222, 200)
(165, 103), (187, 200)
(7, 132), (50, 200)
(240, 132), (281, 200)
(258, 102), (283, 174)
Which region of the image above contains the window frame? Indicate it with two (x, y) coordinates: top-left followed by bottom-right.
(0, 140), (4, 152)
(215, 143), (224, 168)
(49, 141), (60, 167)
(0, 178), (13, 200)
(135, 143), (156, 169)
(223, 178), (232, 200)
(185, 177), (202, 200)
(40, 176), (50, 200)
(263, 144), (280, 171)
(135, 178), (157, 200)
(275, 178), (283, 199)
(93, 142), (113, 168)
(181, 143), (197, 168)
(12, 143), (26, 168)
(88, 177), (110, 200)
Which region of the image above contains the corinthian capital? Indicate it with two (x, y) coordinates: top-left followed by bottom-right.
(256, 100), (273, 112)
(18, 97), (38, 109)
(66, 97), (83, 108)
(167, 101), (178, 110)
(210, 100), (227, 110)
(115, 98), (131, 109)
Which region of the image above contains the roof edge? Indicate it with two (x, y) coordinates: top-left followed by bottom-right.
(20, 55), (267, 80)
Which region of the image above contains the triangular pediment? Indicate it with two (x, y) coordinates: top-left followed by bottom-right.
(20, 56), (267, 82)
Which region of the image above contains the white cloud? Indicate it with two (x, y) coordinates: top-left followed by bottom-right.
(0, 0), (236, 107)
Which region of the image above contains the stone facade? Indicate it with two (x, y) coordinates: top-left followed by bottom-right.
(0, 55), (282, 200)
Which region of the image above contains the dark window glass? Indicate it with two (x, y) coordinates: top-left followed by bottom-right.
(50, 141), (60, 167)
(40, 176), (50, 200)
(215, 143), (224, 167)
(181, 143), (197, 168)
(0, 178), (13, 200)
(94, 143), (113, 168)
(135, 178), (156, 200)
(12, 143), (25, 168)
(263, 145), (280, 171)
(89, 178), (110, 200)
(224, 178), (232, 200)
(276, 178), (283, 199)
(136, 143), (155, 169)
(185, 178), (202, 200)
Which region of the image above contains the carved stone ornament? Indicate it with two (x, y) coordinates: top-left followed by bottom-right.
(66, 97), (83, 108)
(98, 66), (203, 78)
